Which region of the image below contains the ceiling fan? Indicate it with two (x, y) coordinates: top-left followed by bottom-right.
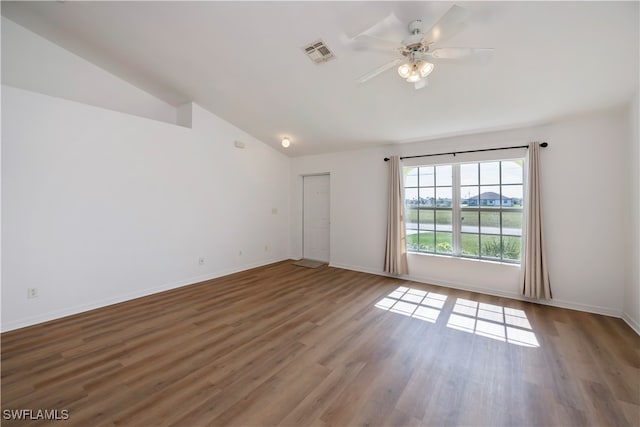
(354, 5), (493, 90)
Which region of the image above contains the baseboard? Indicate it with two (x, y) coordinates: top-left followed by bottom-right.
(329, 262), (623, 319)
(1, 256), (289, 333)
(622, 312), (640, 336)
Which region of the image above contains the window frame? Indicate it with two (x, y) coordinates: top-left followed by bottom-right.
(404, 159), (524, 264)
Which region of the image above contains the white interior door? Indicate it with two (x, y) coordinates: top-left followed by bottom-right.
(303, 174), (330, 262)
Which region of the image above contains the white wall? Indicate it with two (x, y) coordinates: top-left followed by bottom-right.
(624, 91), (640, 333)
(1, 17), (177, 124)
(1, 85), (290, 331)
(291, 106), (630, 317)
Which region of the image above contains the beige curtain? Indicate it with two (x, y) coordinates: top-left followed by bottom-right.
(384, 156), (409, 275)
(521, 143), (552, 299)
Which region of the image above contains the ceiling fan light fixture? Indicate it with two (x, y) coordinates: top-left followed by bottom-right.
(406, 69), (421, 83)
(397, 63), (412, 79)
(355, 6), (494, 89)
(418, 61), (434, 77)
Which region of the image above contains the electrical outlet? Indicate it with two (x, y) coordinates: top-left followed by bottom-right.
(238, 250), (243, 256)
(27, 288), (38, 299)
(198, 257), (205, 266)
(271, 208), (278, 215)
(264, 245), (268, 252)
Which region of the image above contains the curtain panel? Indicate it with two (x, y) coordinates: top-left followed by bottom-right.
(384, 156), (409, 275)
(521, 143), (552, 299)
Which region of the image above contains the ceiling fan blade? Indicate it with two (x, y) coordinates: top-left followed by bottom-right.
(357, 59), (402, 83)
(350, 12), (405, 41)
(352, 34), (404, 52)
(414, 79), (428, 90)
(429, 47), (494, 59)
(422, 5), (470, 45)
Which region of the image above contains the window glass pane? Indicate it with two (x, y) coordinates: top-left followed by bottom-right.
(480, 234), (501, 259)
(406, 211), (419, 240)
(503, 236), (521, 261)
(419, 166), (434, 187)
(479, 186), (501, 207)
(435, 187), (452, 207)
(435, 165), (452, 186)
(419, 187), (435, 207)
(502, 212), (522, 236)
(418, 209), (435, 231)
(480, 211), (500, 234)
(480, 162), (500, 185)
(405, 187), (418, 207)
(461, 186), (479, 207)
(501, 185), (523, 208)
(502, 160), (523, 184)
(436, 232), (453, 254)
(405, 208), (418, 227)
(461, 210), (479, 233)
(460, 163), (479, 185)
(404, 167), (418, 187)
(461, 233), (479, 257)
(419, 232), (435, 252)
(407, 232), (419, 251)
(435, 211), (452, 231)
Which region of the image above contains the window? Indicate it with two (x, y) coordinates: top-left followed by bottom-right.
(404, 159), (524, 263)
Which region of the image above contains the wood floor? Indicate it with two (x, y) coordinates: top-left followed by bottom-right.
(2, 261), (639, 426)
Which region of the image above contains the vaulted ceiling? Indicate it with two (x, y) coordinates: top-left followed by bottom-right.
(2, 1), (638, 156)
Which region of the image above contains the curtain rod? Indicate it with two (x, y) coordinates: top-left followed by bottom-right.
(383, 142), (548, 162)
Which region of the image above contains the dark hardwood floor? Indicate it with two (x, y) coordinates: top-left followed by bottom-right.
(1, 261), (639, 426)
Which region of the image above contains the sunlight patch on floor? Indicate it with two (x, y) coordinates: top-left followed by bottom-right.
(447, 298), (540, 347)
(375, 286), (447, 323)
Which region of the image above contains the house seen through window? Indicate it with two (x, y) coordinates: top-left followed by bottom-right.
(404, 159), (524, 263)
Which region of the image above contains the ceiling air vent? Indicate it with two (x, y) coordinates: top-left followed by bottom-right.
(302, 39), (335, 64)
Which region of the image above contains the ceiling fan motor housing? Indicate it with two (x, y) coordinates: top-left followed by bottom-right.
(402, 20), (427, 53)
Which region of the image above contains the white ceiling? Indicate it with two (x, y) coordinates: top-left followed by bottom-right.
(2, 1), (638, 156)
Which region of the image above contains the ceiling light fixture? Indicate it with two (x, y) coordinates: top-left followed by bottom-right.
(397, 63), (412, 79)
(417, 60), (434, 77)
(281, 137), (291, 148)
(397, 54), (434, 84)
